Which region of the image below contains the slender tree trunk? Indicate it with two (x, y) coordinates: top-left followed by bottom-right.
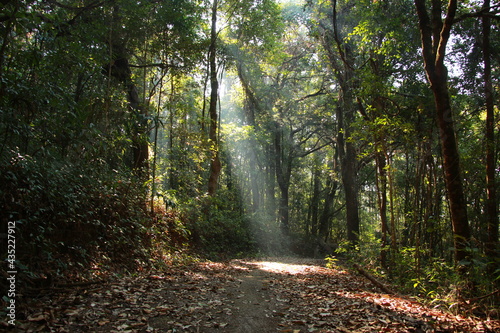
(237, 64), (261, 211)
(414, 0), (471, 265)
(386, 151), (397, 251)
(207, 0), (221, 196)
(309, 165), (321, 237)
(150, 76), (163, 213)
(482, 0), (499, 266)
(266, 144), (277, 216)
(168, 78), (177, 190)
(250, 157), (261, 212)
(376, 151), (389, 268)
(274, 122), (292, 234)
(237, 63), (259, 125)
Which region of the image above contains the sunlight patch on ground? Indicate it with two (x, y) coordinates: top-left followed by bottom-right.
(256, 261), (316, 274)
(334, 289), (474, 328)
(229, 263), (252, 271)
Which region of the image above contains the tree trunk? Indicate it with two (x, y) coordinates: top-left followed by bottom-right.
(250, 157), (261, 212)
(278, 186), (290, 235)
(337, 101), (360, 247)
(322, 0), (360, 248)
(309, 165), (321, 236)
(128, 82), (149, 172)
(343, 147), (360, 246)
(105, 5), (149, 174)
(207, 0), (221, 196)
(266, 144), (277, 216)
(105, 55), (149, 172)
(376, 151), (389, 269)
(274, 122), (292, 234)
(238, 65), (261, 211)
(414, 0), (471, 265)
(482, 0), (499, 268)
(318, 177), (337, 241)
(168, 78), (177, 190)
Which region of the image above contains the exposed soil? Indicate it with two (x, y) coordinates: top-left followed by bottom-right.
(4, 258), (500, 332)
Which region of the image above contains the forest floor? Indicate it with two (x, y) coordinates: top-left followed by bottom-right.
(5, 257), (500, 332)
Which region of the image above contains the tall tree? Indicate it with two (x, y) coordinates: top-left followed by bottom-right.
(413, 0), (471, 265)
(482, 0), (499, 267)
(207, 0), (222, 196)
(313, 0), (363, 247)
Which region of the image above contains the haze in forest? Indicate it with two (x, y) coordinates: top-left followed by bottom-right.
(0, 0), (498, 324)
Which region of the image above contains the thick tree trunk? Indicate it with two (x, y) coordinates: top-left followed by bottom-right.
(337, 102), (360, 247)
(127, 82), (149, 172)
(325, 0), (360, 248)
(414, 0), (471, 265)
(278, 187), (290, 235)
(207, 0), (221, 196)
(433, 79), (471, 264)
(105, 54), (149, 173)
(318, 178), (337, 241)
(343, 147), (360, 246)
(105, 5), (148, 174)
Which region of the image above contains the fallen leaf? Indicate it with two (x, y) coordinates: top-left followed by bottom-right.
(27, 313), (47, 322)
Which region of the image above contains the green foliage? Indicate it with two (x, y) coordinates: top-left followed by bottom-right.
(338, 233), (499, 314)
(324, 255), (339, 269)
(184, 191), (256, 259)
(1, 0), (499, 319)
(0, 0), (212, 284)
(0, 149), (152, 279)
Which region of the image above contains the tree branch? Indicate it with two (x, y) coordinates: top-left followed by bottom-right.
(414, 0), (436, 79)
(454, 5), (500, 23)
(330, 0), (354, 71)
(129, 63), (179, 69)
(295, 88), (327, 103)
(435, 0), (458, 67)
(298, 140), (333, 158)
(352, 263), (396, 295)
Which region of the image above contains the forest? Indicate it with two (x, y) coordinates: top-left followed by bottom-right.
(1, 0), (499, 328)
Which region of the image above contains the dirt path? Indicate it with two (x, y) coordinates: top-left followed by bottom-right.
(8, 258), (500, 332)
(220, 262), (280, 332)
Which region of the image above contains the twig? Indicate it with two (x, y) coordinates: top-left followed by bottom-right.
(466, 289), (500, 303)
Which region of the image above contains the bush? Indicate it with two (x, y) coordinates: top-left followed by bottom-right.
(0, 150), (152, 282)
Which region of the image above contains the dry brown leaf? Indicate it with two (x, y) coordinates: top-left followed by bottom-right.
(27, 313), (47, 322)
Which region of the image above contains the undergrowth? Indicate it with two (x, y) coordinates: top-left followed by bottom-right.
(329, 239), (500, 319)
(0, 150), (188, 289)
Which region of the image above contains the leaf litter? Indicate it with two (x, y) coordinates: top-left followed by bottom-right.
(5, 258), (500, 332)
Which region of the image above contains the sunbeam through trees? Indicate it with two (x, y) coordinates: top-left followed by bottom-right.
(0, 0), (499, 329)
